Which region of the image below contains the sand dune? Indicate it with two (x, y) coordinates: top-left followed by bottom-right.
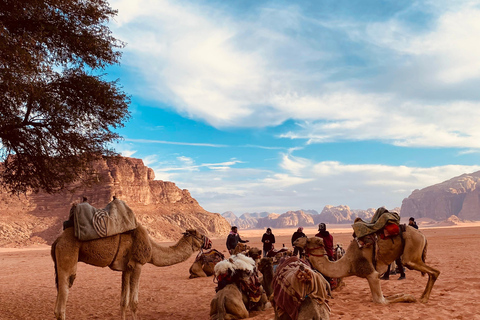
(0, 224), (479, 319)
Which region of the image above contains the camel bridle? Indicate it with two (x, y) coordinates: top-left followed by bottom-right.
(183, 231), (212, 252)
(304, 245), (326, 258)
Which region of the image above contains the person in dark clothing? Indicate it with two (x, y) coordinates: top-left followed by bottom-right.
(315, 223), (339, 289)
(226, 226), (249, 255)
(261, 228), (275, 257)
(409, 217), (419, 229)
(315, 223), (334, 260)
(381, 257), (406, 280)
(291, 227), (306, 258)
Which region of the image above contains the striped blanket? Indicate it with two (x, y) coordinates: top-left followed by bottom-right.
(272, 256), (330, 320)
(73, 199), (137, 241)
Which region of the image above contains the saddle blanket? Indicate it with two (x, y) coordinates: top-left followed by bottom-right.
(73, 199), (137, 241)
(272, 256), (330, 320)
(352, 207), (400, 239)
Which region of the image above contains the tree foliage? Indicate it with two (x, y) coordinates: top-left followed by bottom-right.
(0, 0), (130, 194)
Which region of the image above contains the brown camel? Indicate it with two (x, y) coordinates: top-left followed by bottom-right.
(257, 257), (274, 299)
(271, 256), (330, 320)
(189, 248), (225, 278)
(294, 225), (440, 304)
(51, 225), (211, 320)
(210, 282), (250, 320)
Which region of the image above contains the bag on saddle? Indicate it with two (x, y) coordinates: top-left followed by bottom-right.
(73, 199), (138, 241)
(380, 223), (400, 239)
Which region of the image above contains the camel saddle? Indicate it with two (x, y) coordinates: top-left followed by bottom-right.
(351, 207), (400, 239)
(72, 199), (138, 241)
(266, 247), (289, 258)
(195, 249), (225, 264)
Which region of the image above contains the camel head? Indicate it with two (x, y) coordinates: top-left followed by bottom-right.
(246, 247), (262, 262)
(294, 237), (328, 257)
(182, 229), (212, 250)
(257, 257), (273, 274)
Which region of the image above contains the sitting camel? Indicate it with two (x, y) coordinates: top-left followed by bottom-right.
(257, 257), (274, 299)
(232, 242), (250, 255)
(334, 243), (345, 261)
(51, 225), (211, 320)
(210, 254), (268, 319)
(294, 225), (440, 304)
(189, 248), (225, 278)
(271, 256), (330, 320)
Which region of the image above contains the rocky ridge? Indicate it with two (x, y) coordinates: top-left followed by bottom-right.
(401, 171), (480, 221)
(0, 157), (231, 247)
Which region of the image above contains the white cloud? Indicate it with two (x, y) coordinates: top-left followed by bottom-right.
(156, 153), (480, 215)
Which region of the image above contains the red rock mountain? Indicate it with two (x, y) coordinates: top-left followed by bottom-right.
(401, 171), (480, 221)
(0, 157), (231, 247)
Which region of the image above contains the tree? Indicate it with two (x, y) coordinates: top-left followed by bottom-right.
(0, 0), (130, 194)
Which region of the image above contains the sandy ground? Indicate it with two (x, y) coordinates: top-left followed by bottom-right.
(0, 225), (480, 320)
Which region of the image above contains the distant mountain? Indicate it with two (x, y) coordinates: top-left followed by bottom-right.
(257, 210), (315, 228)
(401, 171), (480, 221)
(223, 206), (403, 229)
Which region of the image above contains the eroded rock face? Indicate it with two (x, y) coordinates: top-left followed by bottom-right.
(257, 210), (314, 228)
(0, 157), (230, 247)
(401, 172), (480, 221)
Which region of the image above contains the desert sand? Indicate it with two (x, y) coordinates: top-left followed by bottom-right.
(0, 224), (479, 320)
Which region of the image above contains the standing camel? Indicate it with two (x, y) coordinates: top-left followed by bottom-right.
(51, 225), (211, 320)
(294, 225), (440, 304)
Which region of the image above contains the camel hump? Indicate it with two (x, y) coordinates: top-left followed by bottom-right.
(131, 225), (152, 265)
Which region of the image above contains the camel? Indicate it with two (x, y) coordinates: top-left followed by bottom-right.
(271, 256), (330, 320)
(210, 283), (250, 320)
(257, 257), (274, 299)
(51, 225), (211, 320)
(231, 242), (249, 255)
(189, 248), (225, 278)
(294, 225), (440, 304)
(210, 254), (269, 319)
(334, 243), (345, 261)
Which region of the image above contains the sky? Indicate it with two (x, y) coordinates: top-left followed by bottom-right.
(104, 0), (480, 216)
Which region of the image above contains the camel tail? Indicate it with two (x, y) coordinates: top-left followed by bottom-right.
(51, 239), (59, 290)
(421, 239), (428, 276)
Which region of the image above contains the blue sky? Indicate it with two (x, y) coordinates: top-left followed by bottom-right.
(105, 0), (480, 216)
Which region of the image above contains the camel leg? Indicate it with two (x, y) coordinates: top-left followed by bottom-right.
(53, 242), (79, 320)
(129, 263), (143, 320)
(121, 270), (131, 320)
(366, 272), (387, 304)
(403, 260), (440, 303)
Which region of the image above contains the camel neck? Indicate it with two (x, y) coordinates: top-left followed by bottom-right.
(149, 238), (196, 267)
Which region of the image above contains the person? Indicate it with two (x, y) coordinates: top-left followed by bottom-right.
(315, 223), (334, 260)
(261, 228), (275, 257)
(382, 217), (414, 281)
(315, 223), (339, 289)
(226, 226), (249, 255)
(409, 217), (419, 229)
(381, 257), (406, 280)
(291, 227), (306, 258)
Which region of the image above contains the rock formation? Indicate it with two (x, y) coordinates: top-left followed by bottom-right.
(0, 157), (231, 247)
(257, 210), (314, 228)
(401, 171), (480, 221)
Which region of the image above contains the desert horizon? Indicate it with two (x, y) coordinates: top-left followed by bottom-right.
(0, 223), (479, 319)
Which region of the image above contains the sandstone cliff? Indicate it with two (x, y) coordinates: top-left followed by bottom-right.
(257, 210), (315, 228)
(0, 157), (231, 247)
(401, 171), (480, 221)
